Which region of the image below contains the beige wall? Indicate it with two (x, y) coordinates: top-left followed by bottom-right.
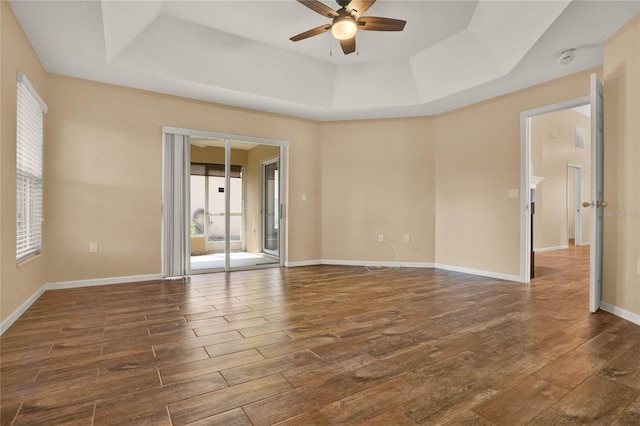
(44, 75), (322, 284)
(603, 15), (640, 317)
(531, 109), (591, 250)
(320, 117), (436, 264)
(1, 2), (48, 323)
(435, 69), (600, 277)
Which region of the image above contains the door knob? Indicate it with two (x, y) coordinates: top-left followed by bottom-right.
(582, 201), (608, 208)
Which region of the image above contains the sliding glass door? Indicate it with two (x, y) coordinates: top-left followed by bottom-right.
(187, 137), (284, 273)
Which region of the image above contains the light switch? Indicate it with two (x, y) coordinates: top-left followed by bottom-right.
(508, 189), (519, 199)
(302, 193), (307, 202)
(89, 242), (98, 253)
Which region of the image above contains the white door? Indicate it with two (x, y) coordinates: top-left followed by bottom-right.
(588, 73), (605, 313)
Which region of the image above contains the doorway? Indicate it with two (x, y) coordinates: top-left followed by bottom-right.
(162, 127), (288, 275)
(520, 73), (605, 312)
(189, 139), (285, 272)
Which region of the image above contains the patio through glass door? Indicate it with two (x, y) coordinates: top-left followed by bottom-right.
(189, 138), (283, 273)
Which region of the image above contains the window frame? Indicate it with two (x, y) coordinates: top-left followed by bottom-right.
(16, 72), (47, 264)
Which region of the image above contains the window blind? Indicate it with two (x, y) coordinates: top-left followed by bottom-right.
(16, 72), (47, 262)
(190, 163), (243, 178)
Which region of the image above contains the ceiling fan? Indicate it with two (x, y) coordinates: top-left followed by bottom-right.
(290, 0), (406, 55)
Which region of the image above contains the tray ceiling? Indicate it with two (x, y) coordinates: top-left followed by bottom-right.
(9, 0), (640, 120)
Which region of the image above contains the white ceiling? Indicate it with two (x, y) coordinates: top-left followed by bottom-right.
(9, 0), (640, 121)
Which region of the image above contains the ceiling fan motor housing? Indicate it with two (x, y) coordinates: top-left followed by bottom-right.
(290, 0), (407, 55)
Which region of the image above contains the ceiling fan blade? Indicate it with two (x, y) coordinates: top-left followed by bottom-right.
(340, 36), (356, 55)
(346, 0), (376, 18)
(358, 16), (406, 31)
(297, 0), (339, 18)
(290, 24), (332, 42)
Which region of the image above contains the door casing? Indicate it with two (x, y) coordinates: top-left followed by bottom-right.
(520, 74), (604, 314)
(520, 96), (590, 283)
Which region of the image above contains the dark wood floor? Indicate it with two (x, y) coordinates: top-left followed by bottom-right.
(2, 246), (639, 425)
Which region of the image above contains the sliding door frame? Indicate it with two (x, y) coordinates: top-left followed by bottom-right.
(162, 127), (289, 274)
(261, 157), (280, 258)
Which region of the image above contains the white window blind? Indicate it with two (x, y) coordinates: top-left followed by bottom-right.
(16, 72), (47, 263)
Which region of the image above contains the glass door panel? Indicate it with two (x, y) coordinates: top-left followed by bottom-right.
(189, 161), (225, 272)
(189, 174), (211, 271)
(190, 175), (206, 237)
(263, 159), (279, 257)
(228, 174), (243, 247)
(207, 175), (226, 253)
(190, 137), (283, 273)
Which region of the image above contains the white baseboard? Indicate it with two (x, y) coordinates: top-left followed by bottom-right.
(315, 261), (518, 281)
(533, 245), (569, 252)
(46, 274), (164, 290)
(0, 284), (47, 335)
(285, 260), (322, 267)
(1, 274), (163, 335)
(321, 259), (435, 268)
(285, 259), (435, 268)
(600, 301), (640, 326)
(435, 263), (521, 282)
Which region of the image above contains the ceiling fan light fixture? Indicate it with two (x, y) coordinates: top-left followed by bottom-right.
(331, 16), (358, 40)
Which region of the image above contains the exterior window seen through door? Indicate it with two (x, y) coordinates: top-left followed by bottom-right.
(190, 164), (243, 250)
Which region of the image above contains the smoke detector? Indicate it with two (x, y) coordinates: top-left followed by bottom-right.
(559, 48), (576, 65)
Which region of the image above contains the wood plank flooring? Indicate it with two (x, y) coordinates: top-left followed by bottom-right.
(2, 245), (640, 425)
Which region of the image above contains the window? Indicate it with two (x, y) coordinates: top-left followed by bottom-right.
(16, 72), (47, 263)
(189, 163), (244, 241)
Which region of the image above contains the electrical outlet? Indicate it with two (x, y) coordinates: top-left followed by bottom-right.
(302, 193), (307, 202)
(89, 242), (98, 253)
(637, 259), (640, 275)
(378, 234), (384, 243)
(404, 234), (410, 243)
